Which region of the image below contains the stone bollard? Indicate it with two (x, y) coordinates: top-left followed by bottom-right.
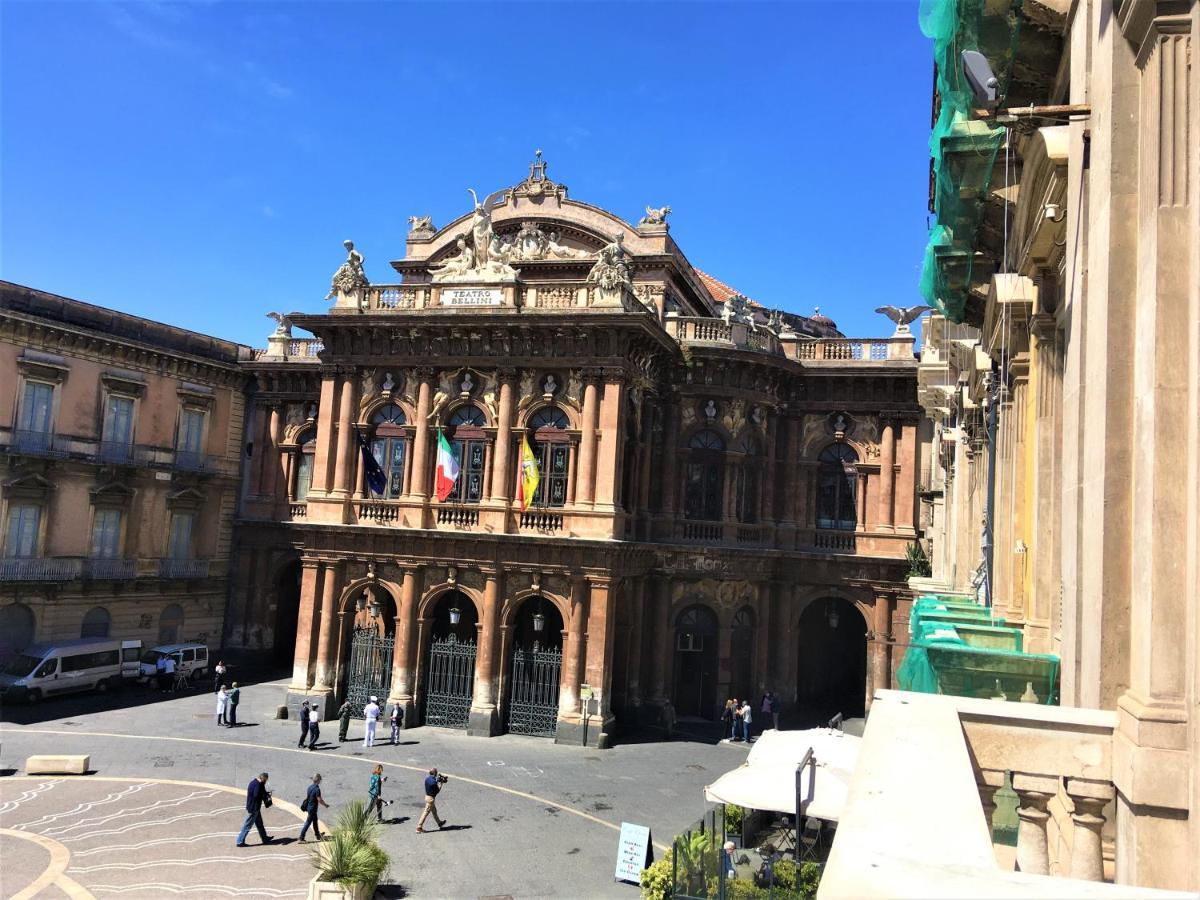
(276, 704), (289, 720)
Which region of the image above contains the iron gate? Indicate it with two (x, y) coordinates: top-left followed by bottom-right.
(424, 635), (476, 728)
(507, 645), (562, 737)
(346, 628), (394, 717)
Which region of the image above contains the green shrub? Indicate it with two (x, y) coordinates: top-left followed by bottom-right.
(906, 541), (932, 578)
(797, 862), (823, 899)
(640, 849), (673, 900)
(724, 804), (745, 837)
(310, 799), (390, 891)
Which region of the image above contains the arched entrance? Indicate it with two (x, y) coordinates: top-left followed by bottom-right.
(0, 602), (36, 663)
(504, 596), (564, 737)
(796, 597), (867, 722)
(422, 590), (478, 729)
(730, 607), (756, 703)
(673, 605), (719, 719)
(273, 561), (302, 666)
(343, 583), (397, 713)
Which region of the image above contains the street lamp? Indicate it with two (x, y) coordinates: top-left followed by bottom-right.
(369, 597), (381, 619)
(532, 599), (546, 633)
(449, 606), (462, 626)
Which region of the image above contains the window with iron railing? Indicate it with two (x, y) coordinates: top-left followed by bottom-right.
(101, 394), (136, 463)
(90, 508), (122, 560)
(175, 407), (207, 469)
(167, 512), (194, 560)
(5, 504), (41, 558)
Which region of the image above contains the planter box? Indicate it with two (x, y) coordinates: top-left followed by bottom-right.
(307, 877), (372, 900)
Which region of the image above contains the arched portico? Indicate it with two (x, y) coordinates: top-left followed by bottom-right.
(796, 596), (868, 724)
(500, 594), (566, 737)
(418, 589), (479, 729)
(672, 603), (720, 719)
(337, 580), (399, 714)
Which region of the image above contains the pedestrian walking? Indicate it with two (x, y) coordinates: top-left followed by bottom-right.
(770, 692), (781, 731)
(363, 696), (381, 747)
(367, 764), (387, 823)
(298, 699), (311, 748)
(721, 699), (736, 741)
(740, 699), (754, 742)
(228, 682), (240, 727)
(299, 773), (328, 842)
(337, 699), (352, 743)
(415, 767), (447, 833)
(216, 685), (229, 726)
(390, 702), (403, 744)
(308, 705), (321, 750)
(235, 772), (274, 847)
(213, 659), (227, 694)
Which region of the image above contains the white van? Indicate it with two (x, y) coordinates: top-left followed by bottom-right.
(0, 638), (123, 703)
(121, 639), (143, 680)
(139, 642), (210, 682)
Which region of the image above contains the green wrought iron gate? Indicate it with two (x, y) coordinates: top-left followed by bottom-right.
(423, 635), (476, 728)
(346, 628), (394, 717)
(507, 645), (562, 737)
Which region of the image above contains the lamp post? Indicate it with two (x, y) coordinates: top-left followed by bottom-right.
(449, 606), (462, 626)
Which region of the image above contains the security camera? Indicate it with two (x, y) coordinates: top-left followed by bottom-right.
(961, 50), (999, 108)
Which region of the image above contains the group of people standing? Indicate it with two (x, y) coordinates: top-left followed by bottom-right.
(722, 691), (782, 742)
(292, 695), (405, 750)
(215, 682), (241, 727)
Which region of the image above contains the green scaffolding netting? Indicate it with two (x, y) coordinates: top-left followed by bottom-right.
(917, 0), (1022, 322)
(897, 594), (1060, 704)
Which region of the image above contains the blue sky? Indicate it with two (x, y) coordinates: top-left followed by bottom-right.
(2, 1), (933, 348)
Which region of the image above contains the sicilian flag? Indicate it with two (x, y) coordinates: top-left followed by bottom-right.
(357, 430), (387, 496)
(516, 434), (541, 511)
(435, 430), (460, 502)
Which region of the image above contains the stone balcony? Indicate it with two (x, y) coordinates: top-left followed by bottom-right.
(666, 314), (916, 364)
(0, 556), (215, 582)
(819, 690), (1191, 899)
(0, 427), (231, 476)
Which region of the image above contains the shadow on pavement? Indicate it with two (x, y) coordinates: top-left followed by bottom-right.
(375, 885), (407, 899)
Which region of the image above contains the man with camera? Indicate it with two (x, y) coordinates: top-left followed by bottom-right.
(415, 767), (448, 833)
(235, 772), (275, 847)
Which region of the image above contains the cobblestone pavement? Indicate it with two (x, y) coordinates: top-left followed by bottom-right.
(0, 676), (748, 898)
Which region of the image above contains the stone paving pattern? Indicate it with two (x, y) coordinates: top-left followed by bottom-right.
(1, 676), (745, 898)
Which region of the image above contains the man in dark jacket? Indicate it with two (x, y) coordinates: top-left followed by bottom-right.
(236, 772), (274, 847)
(298, 700), (311, 748)
(227, 683), (241, 727)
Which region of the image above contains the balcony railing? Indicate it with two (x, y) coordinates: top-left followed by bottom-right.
(666, 316), (783, 355)
(10, 428), (64, 457)
(290, 502), (308, 519)
(813, 530), (857, 553)
(85, 558), (137, 580)
(519, 511), (563, 533)
(681, 521), (723, 542)
(97, 440), (136, 465)
(0, 557), (84, 581)
(158, 558), (211, 579)
(357, 502), (399, 524)
(368, 285), (419, 309)
(791, 337), (911, 362)
(288, 338), (324, 358)
(172, 449), (209, 472)
(436, 506), (479, 528)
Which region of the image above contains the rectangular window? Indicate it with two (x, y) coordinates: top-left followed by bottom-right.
(90, 509), (122, 559)
(103, 394), (135, 445)
(179, 408), (206, 453)
(167, 512), (194, 560)
(5, 504), (41, 557)
(19, 381), (54, 433)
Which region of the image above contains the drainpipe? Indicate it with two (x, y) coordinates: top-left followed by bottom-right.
(982, 371), (999, 609)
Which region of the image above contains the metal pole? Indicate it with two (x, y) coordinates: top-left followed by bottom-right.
(982, 374), (999, 609)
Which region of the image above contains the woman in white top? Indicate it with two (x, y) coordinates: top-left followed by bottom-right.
(213, 660), (226, 694)
(739, 700), (754, 742)
(216, 685), (229, 726)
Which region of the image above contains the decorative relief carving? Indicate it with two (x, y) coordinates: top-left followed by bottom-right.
(564, 371), (583, 411)
(722, 399), (746, 437)
(479, 370), (499, 419)
(510, 149), (568, 203)
(359, 368), (379, 411)
(430, 188), (518, 283)
(634, 283), (664, 311)
(721, 293), (755, 327)
(680, 403), (698, 429)
(586, 234), (632, 292)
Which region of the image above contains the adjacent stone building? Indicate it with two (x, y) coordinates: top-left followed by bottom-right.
(0, 282), (249, 660)
(232, 155), (923, 746)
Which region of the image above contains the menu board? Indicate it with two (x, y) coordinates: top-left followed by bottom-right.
(614, 821), (652, 884)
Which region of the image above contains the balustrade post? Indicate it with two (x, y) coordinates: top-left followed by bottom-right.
(976, 768), (1006, 838)
(1065, 778), (1114, 881)
(1013, 773), (1057, 876)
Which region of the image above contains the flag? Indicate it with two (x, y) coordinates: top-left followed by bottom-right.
(435, 430), (460, 502)
(357, 430), (387, 496)
(516, 434), (541, 511)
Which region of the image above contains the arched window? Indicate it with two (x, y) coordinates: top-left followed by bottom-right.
(733, 435), (761, 524)
(675, 604), (719, 652)
(294, 428), (316, 502)
(80, 606), (111, 639)
(685, 429), (725, 521)
(369, 404), (408, 499)
(159, 603), (185, 644)
(817, 443), (859, 530)
(527, 406), (570, 508)
(0, 602), (36, 661)
(446, 405), (487, 503)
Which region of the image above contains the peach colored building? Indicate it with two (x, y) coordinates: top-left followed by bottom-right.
(0, 282), (249, 661)
(232, 155), (923, 746)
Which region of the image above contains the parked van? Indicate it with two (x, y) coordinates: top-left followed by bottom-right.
(139, 642), (210, 682)
(0, 638), (123, 703)
(121, 639), (143, 681)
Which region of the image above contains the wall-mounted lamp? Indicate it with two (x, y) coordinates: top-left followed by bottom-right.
(449, 606), (462, 626)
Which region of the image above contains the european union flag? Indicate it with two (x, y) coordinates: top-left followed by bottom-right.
(357, 430), (388, 496)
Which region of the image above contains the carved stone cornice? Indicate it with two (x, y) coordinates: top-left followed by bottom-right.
(1116, 0), (1192, 63)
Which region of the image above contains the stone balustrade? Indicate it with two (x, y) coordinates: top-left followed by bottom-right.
(665, 315), (783, 355)
(287, 338), (324, 358)
(789, 337), (913, 362)
(0, 556), (219, 582)
(0, 426), (235, 477)
(819, 691), (1187, 899)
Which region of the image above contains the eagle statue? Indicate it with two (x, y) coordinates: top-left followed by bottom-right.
(874, 305), (931, 335)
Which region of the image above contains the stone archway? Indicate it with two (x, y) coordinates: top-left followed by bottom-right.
(341, 582), (399, 712)
(420, 589), (479, 729)
(503, 595), (565, 737)
(272, 560), (302, 666)
(673, 604), (719, 719)
(796, 597), (868, 723)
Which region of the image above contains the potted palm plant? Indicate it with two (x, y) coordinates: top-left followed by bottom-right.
(307, 800), (391, 900)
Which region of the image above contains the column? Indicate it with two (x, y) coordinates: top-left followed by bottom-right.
(1013, 773), (1056, 876)
(331, 370), (358, 498)
(877, 416), (896, 529)
(1065, 778), (1114, 882)
(468, 569), (501, 736)
(593, 372), (624, 511)
(255, 405), (281, 499)
(867, 594), (892, 708)
(976, 768), (1005, 838)
(576, 375), (599, 505)
(660, 400), (681, 516)
(388, 567), (420, 724)
(625, 579), (646, 709)
(754, 582), (771, 695)
(289, 561), (322, 692)
(557, 575), (588, 720)
(761, 414), (777, 523)
(313, 562), (341, 691)
(856, 472), (868, 529)
(583, 576), (616, 746)
(565, 443), (578, 505)
(489, 371), (516, 502)
(310, 370), (338, 497)
(648, 578), (671, 702)
(407, 369), (434, 501)
(637, 404), (655, 519)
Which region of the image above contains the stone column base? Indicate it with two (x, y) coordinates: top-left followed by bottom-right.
(286, 687), (333, 720)
(467, 705), (500, 737)
(554, 713), (615, 748)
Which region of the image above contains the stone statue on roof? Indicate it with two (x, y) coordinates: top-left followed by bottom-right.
(586, 233), (632, 292)
(639, 205), (672, 227)
(326, 240), (369, 300)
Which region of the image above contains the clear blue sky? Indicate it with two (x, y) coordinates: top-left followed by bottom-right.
(2, 1), (933, 348)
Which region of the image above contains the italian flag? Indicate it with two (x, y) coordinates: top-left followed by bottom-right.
(435, 431), (460, 502)
(516, 434), (541, 511)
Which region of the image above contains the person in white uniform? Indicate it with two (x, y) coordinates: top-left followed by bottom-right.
(363, 696), (381, 747)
